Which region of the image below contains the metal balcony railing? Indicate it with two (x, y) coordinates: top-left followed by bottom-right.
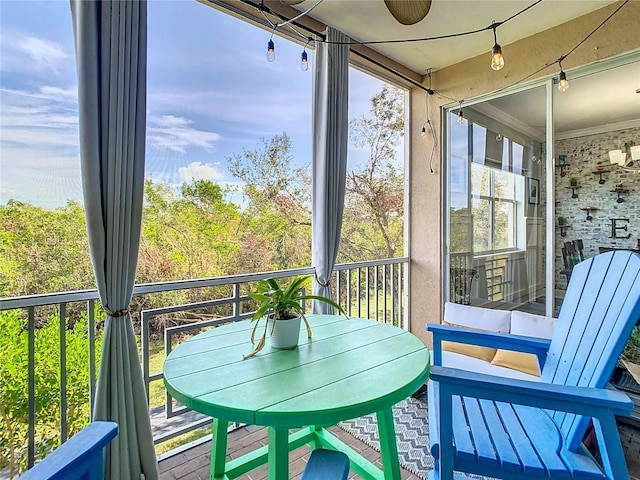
(0, 257), (407, 472)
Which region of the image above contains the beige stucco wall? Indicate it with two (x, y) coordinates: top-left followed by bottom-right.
(408, 0), (640, 346)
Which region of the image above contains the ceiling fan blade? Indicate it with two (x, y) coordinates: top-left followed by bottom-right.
(384, 0), (432, 25)
(280, 0), (306, 5)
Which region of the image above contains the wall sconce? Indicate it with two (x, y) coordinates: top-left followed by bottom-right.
(609, 141), (640, 171)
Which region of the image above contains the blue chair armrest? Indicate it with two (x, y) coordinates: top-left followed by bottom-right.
(431, 365), (633, 417)
(427, 324), (551, 366)
(21, 421), (118, 480)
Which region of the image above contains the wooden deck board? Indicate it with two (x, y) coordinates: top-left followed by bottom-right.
(158, 425), (421, 480)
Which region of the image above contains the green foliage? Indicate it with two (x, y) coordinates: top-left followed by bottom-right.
(140, 179), (242, 282)
(623, 326), (640, 364)
(0, 309), (103, 477)
(227, 133), (312, 271)
(449, 207), (472, 254)
(248, 276), (344, 321)
(244, 276), (345, 358)
(340, 84), (405, 262)
(1, 84), (406, 302)
(0, 201), (93, 298)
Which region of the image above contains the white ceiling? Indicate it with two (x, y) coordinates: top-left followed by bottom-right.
(286, 0), (620, 73)
(474, 61), (640, 139)
(281, 0), (639, 135)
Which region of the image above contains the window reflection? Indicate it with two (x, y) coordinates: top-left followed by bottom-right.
(447, 102), (544, 310)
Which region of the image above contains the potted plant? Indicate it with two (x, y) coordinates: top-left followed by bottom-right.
(557, 216), (567, 225)
(244, 276), (346, 358)
(569, 177), (578, 187)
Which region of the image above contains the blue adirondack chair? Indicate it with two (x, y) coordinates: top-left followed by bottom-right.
(427, 250), (640, 480)
(20, 421), (118, 480)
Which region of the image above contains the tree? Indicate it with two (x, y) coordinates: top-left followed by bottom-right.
(0, 309), (103, 477)
(340, 84), (405, 262)
(139, 179), (242, 282)
(0, 201), (93, 299)
(227, 133), (312, 270)
(136, 179), (246, 330)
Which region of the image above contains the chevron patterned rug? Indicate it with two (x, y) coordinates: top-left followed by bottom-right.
(338, 393), (433, 479)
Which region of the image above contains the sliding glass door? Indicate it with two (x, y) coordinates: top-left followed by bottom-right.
(445, 85), (547, 314)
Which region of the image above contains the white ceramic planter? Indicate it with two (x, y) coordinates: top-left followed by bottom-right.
(269, 315), (301, 349)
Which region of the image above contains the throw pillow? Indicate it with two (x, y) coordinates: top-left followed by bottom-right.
(441, 320), (498, 363)
(491, 349), (541, 376)
(491, 310), (556, 376)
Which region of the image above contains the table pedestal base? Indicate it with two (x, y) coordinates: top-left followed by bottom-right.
(210, 408), (402, 480)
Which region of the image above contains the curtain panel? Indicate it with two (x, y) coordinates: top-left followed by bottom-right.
(70, 1), (158, 478)
(311, 27), (350, 312)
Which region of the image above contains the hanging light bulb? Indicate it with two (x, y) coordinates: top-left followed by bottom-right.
(300, 50), (308, 71)
(421, 125), (427, 137)
(558, 70), (569, 92)
(491, 44), (504, 71)
(490, 25), (504, 71)
(267, 39), (275, 62)
(457, 109), (464, 125)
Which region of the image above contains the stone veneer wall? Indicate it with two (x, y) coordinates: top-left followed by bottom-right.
(554, 127), (640, 290)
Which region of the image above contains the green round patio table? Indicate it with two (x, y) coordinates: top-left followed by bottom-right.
(163, 314), (430, 480)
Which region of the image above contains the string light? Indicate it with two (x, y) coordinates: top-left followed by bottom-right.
(257, 0), (542, 67)
(557, 62), (569, 92)
(267, 37), (275, 62)
(422, 68), (434, 138)
(490, 24), (504, 71)
(252, 0), (627, 111)
(301, 38), (311, 71)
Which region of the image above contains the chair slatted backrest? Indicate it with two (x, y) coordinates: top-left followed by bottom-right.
(541, 251), (640, 450)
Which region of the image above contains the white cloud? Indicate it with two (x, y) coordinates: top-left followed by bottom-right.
(148, 88), (311, 137)
(0, 83), (81, 207)
(153, 115), (193, 128)
(39, 86), (78, 101)
(0, 88), (79, 147)
(0, 146), (82, 207)
(148, 115), (221, 153)
(1, 31), (70, 74)
(20, 36), (68, 69)
(178, 161), (225, 182)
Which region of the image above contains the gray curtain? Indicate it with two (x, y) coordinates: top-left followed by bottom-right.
(70, 1), (158, 479)
(311, 28), (349, 313)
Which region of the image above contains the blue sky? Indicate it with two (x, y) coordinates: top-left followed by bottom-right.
(0, 0), (387, 209)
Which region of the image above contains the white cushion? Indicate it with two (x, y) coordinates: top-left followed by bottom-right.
(443, 302), (511, 333)
(510, 310), (556, 339)
(440, 351), (540, 381)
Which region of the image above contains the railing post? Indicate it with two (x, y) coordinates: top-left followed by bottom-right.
(375, 265), (380, 322)
(142, 310), (151, 405)
(28, 306), (35, 468)
(88, 299), (97, 420)
(390, 265), (395, 326)
(365, 267), (371, 318)
(383, 264), (388, 324)
(59, 303), (68, 443)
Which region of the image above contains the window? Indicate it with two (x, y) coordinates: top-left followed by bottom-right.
(466, 119), (524, 254)
(471, 163), (519, 253)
